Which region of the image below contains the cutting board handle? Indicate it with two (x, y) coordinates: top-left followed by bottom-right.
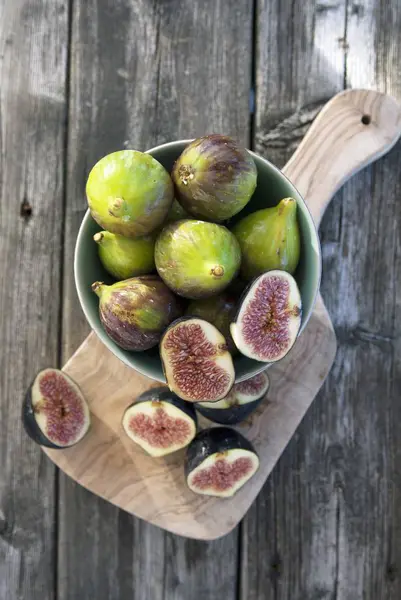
(282, 89), (401, 227)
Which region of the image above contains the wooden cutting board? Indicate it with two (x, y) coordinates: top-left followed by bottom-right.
(43, 89), (401, 540)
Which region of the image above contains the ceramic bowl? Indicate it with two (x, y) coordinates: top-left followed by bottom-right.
(74, 140), (321, 382)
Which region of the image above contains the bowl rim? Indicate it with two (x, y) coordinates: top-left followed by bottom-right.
(74, 139), (322, 382)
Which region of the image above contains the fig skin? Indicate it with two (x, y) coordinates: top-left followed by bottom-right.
(172, 134), (257, 222)
(94, 230), (156, 280)
(154, 219), (241, 299)
(92, 275), (181, 351)
(165, 199), (190, 223)
(185, 293), (238, 355)
(232, 198), (301, 280)
(86, 150), (174, 238)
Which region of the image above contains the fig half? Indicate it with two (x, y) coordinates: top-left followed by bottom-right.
(172, 134), (257, 222)
(22, 368), (91, 448)
(160, 317), (235, 403)
(185, 427), (259, 498)
(196, 370), (269, 425)
(122, 387), (197, 457)
(230, 270), (302, 362)
(92, 275), (181, 351)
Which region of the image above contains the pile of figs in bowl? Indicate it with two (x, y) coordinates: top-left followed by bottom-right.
(22, 134), (321, 500)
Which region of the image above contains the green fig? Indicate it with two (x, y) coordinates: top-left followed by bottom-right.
(231, 198), (301, 280)
(86, 150), (174, 238)
(94, 231), (155, 280)
(165, 199), (190, 223)
(172, 134), (257, 222)
(154, 219), (241, 299)
(185, 293), (238, 354)
(92, 275), (181, 351)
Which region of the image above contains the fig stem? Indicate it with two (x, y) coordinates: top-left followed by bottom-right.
(278, 197), (296, 215)
(108, 197), (125, 217)
(211, 265), (225, 278)
(91, 281), (105, 297)
(93, 232), (104, 244)
(179, 164), (195, 186)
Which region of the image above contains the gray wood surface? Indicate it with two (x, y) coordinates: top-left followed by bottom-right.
(241, 1), (401, 599)
(1, 0), (401, 599)
(0, 1), (68, 599)
(58, 1), (252, 599)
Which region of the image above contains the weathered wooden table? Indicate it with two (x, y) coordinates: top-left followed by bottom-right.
(1, 1), (400, 598)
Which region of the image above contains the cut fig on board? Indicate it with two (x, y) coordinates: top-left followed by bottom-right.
(122, 387), (197, 457)
(196, 370), (269, 425)
(230, 270), (302, 362)
(22, 368), (91, 449)
(160, 317), (235, 403)
(185, 427), (259, 498)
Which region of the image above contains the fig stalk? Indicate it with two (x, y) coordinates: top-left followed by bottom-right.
(108, 197), (125, 218)
(91, 281), (104, 297)
(211, 265), (224, 278)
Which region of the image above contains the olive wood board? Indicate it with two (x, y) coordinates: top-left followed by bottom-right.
(43, 89), (401, 540)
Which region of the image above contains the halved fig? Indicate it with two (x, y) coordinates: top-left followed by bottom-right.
(196, 370), (269, 425)
(230, 270), (302, 362)
(122, 387), (197, 457)
(22, 368), (91, 449)
(185, 427), (259, 498)
(160, 317), (235, 403)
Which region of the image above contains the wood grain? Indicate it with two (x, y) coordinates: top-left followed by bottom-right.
(58, 0), (253, 597)
(328, 2), (401, 598)
(0, 1), (68, 599)
(242, 1), (401, 599)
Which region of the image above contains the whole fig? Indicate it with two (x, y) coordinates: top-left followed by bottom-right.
(154, 219), (241, 299)
(232, 197), (300, 280)
(86, 150), (174, 238)
(92, 275), (181, 351)
(172, 134), (257, 222)
(93, 230), (155, 280)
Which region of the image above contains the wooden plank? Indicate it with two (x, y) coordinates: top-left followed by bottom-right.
(58, 0), (253, 598)
(241, 1), (349, 598)
(0, 0), (68, 599)
(331, 2), (401, 598)
(243, 1), (401, 599)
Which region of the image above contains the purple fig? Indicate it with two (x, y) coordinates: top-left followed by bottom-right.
(92, 275), (181, 351)
(171, 134), (257, 222)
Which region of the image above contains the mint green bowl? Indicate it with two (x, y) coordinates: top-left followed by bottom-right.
(74, 140), (321, 383)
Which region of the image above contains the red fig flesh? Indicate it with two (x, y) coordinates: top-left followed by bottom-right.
(185, 427), (259, 498)
(160, 317), (235, 403)
(122, 387), (197, 457)
(22, 368), (91, 448)
(230, 270), (302, 362)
